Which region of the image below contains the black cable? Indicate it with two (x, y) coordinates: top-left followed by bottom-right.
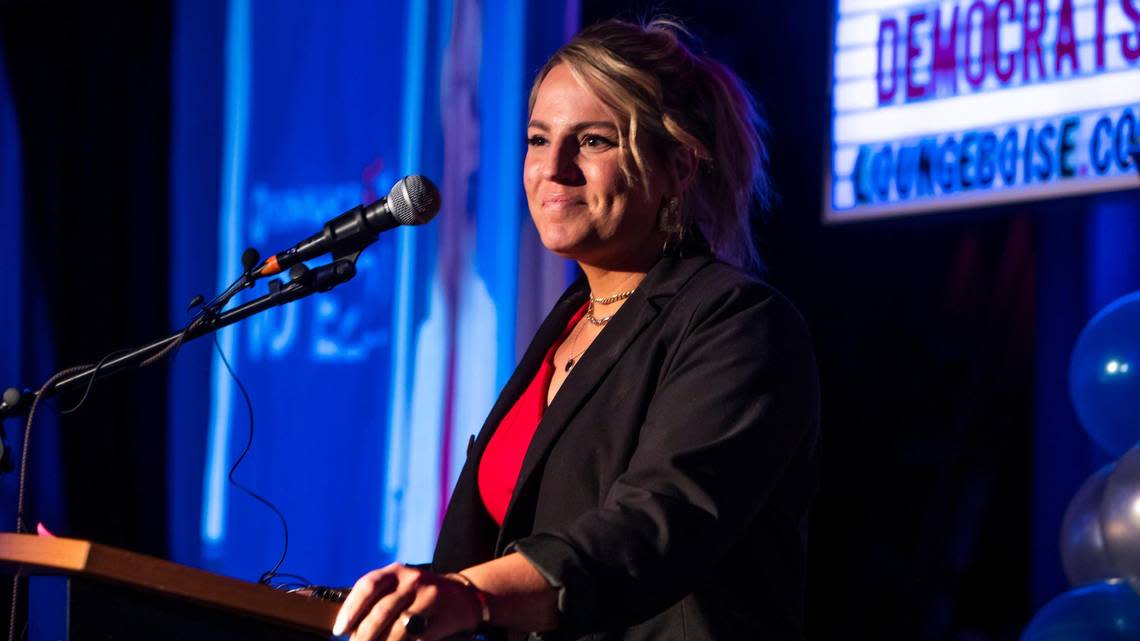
(141, 265), (252, 370)
(6, 329), (198, 638)
(265, 572), (313, 586)
(4, 265), (271, 639)
(60, 349), (131, 415)
(140, 302), (213, 369)
(210, 334), (292, 585)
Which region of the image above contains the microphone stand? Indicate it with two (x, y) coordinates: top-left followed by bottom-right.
(0, 253), (359, 430)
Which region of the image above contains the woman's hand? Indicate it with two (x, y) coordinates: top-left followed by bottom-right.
(332, 564), (482, 641)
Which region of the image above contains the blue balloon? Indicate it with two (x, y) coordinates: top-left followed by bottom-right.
(1021, 581), (1140, 641)
(1070, 291), (1140, 457)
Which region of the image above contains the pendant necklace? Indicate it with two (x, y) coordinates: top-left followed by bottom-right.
(564, 319), (587, 372)
(567, 275), (642, 370)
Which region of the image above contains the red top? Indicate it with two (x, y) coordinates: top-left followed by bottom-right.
(478, 303), (588, 526)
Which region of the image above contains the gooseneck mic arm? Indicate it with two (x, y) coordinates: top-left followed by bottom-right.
(0, 175), (441, 424)
(0, 259), (357, 422)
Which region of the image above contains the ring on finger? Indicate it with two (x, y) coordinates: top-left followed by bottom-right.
(402, 612), (429, 637)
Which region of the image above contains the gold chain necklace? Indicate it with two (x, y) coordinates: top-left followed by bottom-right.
(585, 274), (640, 325)
(589, 289), (637, 305)
(584, 300), (621, 326)
(569, 275), (643, 364)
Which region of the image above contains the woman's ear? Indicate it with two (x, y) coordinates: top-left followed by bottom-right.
(666, 147), (699, 195)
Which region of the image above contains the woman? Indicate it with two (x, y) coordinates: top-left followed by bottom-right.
(335, 18), (819, 641)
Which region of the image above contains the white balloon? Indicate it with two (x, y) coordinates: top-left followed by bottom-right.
(1060, 464), (1119, 586)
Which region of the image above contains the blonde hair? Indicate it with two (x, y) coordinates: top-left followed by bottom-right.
(528, 18), (770, 273)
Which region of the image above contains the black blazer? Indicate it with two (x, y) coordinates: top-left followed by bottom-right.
(433, 254), (820, 641)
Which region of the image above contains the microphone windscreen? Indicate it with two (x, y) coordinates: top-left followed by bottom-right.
(241, 247), (261, 273)
(388, 175), (441, 226)
(2, 387), (23, 408)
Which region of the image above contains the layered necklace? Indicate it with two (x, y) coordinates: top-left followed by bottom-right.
(563, 276), (640, 372)
(584, 288), (637, 325)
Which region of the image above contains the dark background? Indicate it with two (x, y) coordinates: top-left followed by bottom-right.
(0, 4), (172, 553)
(2, 1), (1136, 639)
(581, 2), (1044, 637)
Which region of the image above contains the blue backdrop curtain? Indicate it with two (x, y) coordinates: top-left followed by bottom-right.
(0, 44), (28, 567)
(0, 47), (23, 521)
(1, 41), (70, 640)
(169, 0), (574, 585)
(0, 39), (66, 547)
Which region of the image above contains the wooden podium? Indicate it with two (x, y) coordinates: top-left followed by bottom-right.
(0, 533), (338, 640)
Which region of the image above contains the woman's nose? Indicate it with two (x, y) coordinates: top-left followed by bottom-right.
(541, 139), (582, 182)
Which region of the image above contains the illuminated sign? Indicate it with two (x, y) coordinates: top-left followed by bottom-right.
(827, 0), (1140, 222)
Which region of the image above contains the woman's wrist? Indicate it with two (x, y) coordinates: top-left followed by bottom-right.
(450, 554), (559, 632)
(446, 571), (492, 629)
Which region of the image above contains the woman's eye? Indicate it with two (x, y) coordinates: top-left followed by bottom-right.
(581, 134), (615, 149)
(526, 134), (547, 147)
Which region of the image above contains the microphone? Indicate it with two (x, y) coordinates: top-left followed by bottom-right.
(258, 175), (441, 276)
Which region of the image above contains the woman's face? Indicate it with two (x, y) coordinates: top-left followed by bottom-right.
(524, 64), (665, 269)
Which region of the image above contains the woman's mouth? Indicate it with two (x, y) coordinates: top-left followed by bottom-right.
(541, 195), (585, 210)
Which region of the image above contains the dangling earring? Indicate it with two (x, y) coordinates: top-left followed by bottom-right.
(659, 196), (683, 255)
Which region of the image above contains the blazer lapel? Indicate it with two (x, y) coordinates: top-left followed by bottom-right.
(474, 282), (588, 456)
(496, 255), (715, 549)
(434, 282), (588, 571)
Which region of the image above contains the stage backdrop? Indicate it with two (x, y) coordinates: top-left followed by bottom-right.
(1, 40), (25, 635)
(169, 0), (576, 586)
(0, 45), (22, 522)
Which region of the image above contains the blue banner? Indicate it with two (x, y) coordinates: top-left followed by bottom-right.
(170, 0), (572, 586)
